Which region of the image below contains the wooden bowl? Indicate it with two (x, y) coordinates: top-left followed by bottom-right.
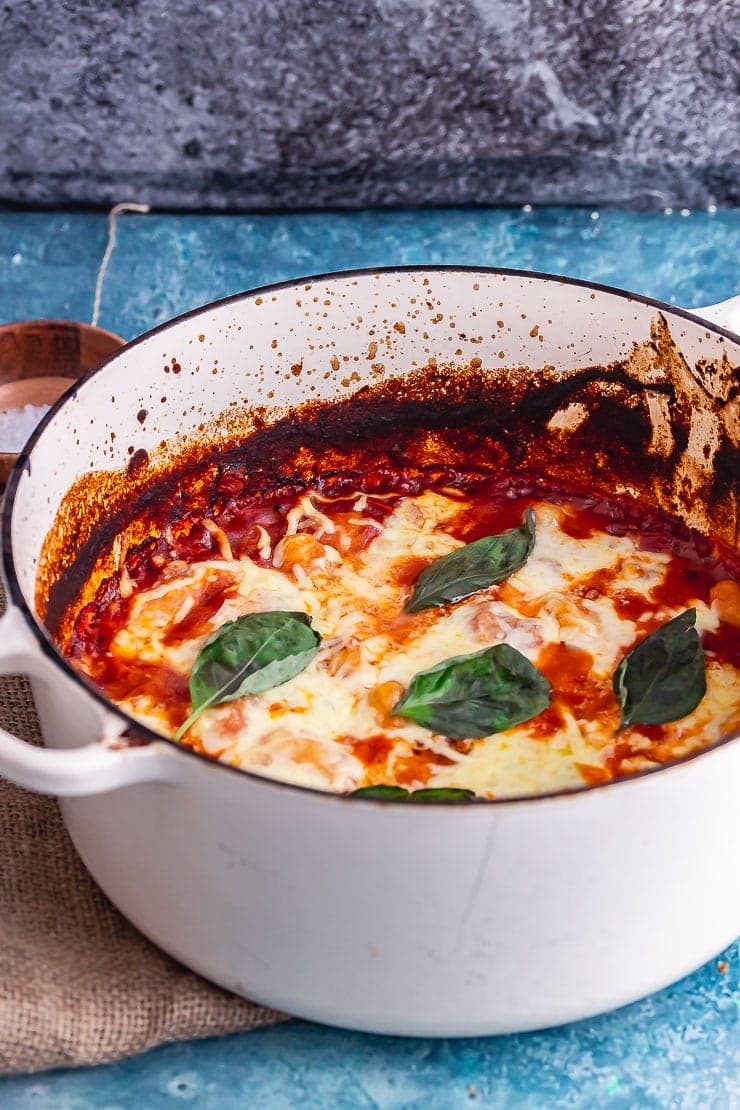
(0, 320), (125, 486)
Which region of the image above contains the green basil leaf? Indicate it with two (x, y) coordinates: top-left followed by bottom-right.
(350, 785), (476, 802)
(175, 611), (320, 740)
(613, 608), (706, 729)
(351, 785), (410, 800)
(408, 788), (476, 803)
(394, 643), (551, 739)
(406, 507), (535, 612)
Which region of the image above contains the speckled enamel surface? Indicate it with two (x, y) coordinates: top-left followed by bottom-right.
(0, 206), (737, 1105)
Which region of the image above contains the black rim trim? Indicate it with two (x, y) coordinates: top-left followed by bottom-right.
(2, 263), (738, 807)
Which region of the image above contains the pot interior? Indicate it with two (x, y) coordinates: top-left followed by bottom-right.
(3, 269), (738, 630)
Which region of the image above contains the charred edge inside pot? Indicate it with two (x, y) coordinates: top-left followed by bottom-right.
(38, 314), (739, 648)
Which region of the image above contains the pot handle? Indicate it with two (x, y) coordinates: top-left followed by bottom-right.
(0, 605), (177, 796)
(689, 294), (740, 333)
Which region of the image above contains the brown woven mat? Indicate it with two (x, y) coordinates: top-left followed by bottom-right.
(0, 581), (285, 1075)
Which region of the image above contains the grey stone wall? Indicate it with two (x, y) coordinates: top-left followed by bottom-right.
(2, 0), (738, 210)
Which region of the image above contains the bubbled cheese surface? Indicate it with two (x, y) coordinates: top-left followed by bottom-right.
(94, 491), (739, 797)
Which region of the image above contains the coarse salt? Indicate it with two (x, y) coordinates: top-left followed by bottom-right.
(0, 405), (51, 453)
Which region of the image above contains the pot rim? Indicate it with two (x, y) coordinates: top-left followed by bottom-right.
(3, 264), (739, 807)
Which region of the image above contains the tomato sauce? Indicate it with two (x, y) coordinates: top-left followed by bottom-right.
(161, 572), (237, 646)
(393, 749), (455, 787)
(651, 558), (715, 610)
(61, 459), (739, 791)
(347, 734), (395, 782)
(103, 663), (190, 732)
(704, 623), (740, 668)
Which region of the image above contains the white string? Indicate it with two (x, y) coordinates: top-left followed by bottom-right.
(91, 202), (151, 327)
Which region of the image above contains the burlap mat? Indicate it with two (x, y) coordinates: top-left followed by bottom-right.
(0, 581), (285, 1075)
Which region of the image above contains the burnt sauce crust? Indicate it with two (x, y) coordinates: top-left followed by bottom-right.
(40, 314), (739, 641)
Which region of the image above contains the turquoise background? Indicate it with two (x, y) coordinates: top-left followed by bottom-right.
(0, 205), (738, 1107)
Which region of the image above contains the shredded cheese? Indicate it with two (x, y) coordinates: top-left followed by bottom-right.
(78, 491), (739, 798)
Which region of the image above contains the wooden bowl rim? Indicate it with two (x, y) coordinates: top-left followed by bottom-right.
(0, 319), (125, 347)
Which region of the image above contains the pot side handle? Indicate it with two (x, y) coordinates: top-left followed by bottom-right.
(689, 294), (740, 334)
(0, 606), (177, 797)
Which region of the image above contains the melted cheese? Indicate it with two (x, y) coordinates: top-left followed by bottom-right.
(91, 491), (739, 797)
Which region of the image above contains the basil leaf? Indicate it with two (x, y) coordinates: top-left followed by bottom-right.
(175, 611), (320, 739)
(613, 608), (706, 730)
(350, 785), (476, 803)
(351, 785), (410, 800)
(406, 508), (535, 612)
(394, 643), (551, 739)
(408, 788), (476, 803)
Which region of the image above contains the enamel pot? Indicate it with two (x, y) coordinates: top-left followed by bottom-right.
(1, 269), (738, 1036)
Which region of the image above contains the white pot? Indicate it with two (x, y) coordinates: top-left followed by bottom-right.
(1, 269), (738, 1035)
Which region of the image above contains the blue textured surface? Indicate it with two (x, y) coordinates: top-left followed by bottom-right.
(0, 206), (738, 1106)
(2, 207), (739, 342)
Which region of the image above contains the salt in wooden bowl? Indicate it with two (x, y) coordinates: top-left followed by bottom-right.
(0, 320), (125, 486)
